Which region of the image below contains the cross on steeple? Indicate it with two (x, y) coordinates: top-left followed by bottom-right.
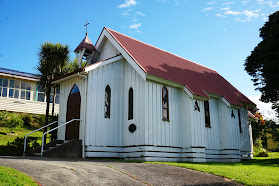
(84, 20), (89, 36)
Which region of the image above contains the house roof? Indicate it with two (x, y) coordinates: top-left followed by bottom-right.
(52, 67), (85, 82)
(105, 27), (254, 106)
(0, 67), (38, 80)
(74, 35), (96, 52)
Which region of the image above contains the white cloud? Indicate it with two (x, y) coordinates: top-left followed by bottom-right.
(220, 7), (230, 10)
(206, 0), (275, 22)
(257, 0), (279, 7)
(137, 11), (145, 16)
(122, 11), (131, 16)
(242, 0), (249, 5)
(248, 95), (278, 121)
(222, 2), (235, 5)
(243, 10), (260, 20)
(202, 7), (213, 11)
(224, 10), (241, 15)
(118, 0), (137, 8)
(129, 23), (141, 29)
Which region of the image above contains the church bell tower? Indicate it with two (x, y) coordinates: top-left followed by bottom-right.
(74, 20), (96, 67)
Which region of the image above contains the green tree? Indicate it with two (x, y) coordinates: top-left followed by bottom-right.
(36, 42), (70, 137)
(65, 58), (86, 73)
(244, 11), (279, 118)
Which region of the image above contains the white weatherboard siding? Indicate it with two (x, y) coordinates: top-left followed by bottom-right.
(240, 108), (253, 158)
(191, 99), (206, 148)
(0, 97), (59, 115)
(96, 37), (120, 62)
(85, 59), (124, 147)
(57, 76), (86, 141)
(85, 58), (146, 157)
(0, 76), (59, 115)
(145, 81), (183, 147)
(123, 60), (145, 147)
(205, 98), (221, 150)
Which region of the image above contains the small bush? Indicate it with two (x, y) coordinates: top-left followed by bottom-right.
(22, 114), (32, 128)
(0, 111), (10, 126)
(0, 111), (48, 129)
(6, 113), (24, 132)
(5, 137), (39, 156)
(254, 140), (269, 157)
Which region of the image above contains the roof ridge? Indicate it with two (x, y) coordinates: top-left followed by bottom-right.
(105, 27), (217, 72)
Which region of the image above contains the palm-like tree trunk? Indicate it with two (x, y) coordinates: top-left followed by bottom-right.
(36, 42), (70, 145)
(51, 88), (57, 141)
(43, 83), (51, 144)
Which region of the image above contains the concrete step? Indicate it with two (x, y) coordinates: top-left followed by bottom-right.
(43, 139), (82, 158)
(34, 153), (41, 156)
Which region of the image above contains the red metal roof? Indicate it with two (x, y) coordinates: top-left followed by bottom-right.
(106, 27), (254, 106)
(74, 35), (96, 52)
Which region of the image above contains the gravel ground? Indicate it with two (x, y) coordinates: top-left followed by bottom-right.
(0, 156), (240, 186)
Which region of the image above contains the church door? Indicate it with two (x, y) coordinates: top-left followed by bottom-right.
(65, 85), (81, 140)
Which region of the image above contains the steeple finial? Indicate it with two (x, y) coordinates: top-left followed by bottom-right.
(84, 20), (89, 36)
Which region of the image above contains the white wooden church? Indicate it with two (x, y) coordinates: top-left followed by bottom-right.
(53, 27), (254, 162)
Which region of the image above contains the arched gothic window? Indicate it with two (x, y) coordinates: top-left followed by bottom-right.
(104, 85), (111, 119)
(204, 100), (211, 127)
(162, 86), (169, 121)
(128, 87), (133, 120)
(238, 109), (242, 133)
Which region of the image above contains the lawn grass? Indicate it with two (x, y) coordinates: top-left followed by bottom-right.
(0, 126), (51, 156)
(148, 152), (279, 185)
(0, 166), (38, 186)
(0, 126), (51, 146)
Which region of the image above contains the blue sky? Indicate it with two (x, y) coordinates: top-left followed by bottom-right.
(0, 0), (278, 118)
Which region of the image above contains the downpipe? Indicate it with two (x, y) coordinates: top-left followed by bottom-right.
(77, 72), (88, 158)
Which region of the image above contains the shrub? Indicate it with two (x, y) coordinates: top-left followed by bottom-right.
(6, 113), (24, 132)
(0, 111), (10, 126)
(254, 140), (269, 157)
(0, 111), (48, 129)
(5, 137), (39, 156)
(22, 114), (32, 128)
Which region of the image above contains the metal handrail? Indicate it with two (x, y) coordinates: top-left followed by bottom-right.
(23, 121), (61, 156)
(41, 119), (81, 157)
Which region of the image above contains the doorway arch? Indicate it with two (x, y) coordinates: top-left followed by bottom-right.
(65, 84), (81, 140)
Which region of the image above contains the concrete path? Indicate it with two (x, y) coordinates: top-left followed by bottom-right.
(0, 156), (240, 186)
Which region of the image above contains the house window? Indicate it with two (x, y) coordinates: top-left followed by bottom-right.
(0, 78), (31, 100)
(128, 87), (133, 120)
(104, 85), (111, 119)
(238, 109), (242, 133)
(162, 86), (169, 121)
(55, 87), (60, 104)
(37, 85), (60, 104)
(204, 100), (211, 127)
(37, 85), (45, 102)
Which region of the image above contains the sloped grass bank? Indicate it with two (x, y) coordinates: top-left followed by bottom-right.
(148, 152), (279, 185)
(0, 127), (50, 156)
(0, 166), (38, 185)
(0, 127), (44, 146)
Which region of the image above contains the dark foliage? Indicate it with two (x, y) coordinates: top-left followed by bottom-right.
(36, 42), (70, 136)
(4, 137), (39, 156)
(245, 11), (279, 118)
